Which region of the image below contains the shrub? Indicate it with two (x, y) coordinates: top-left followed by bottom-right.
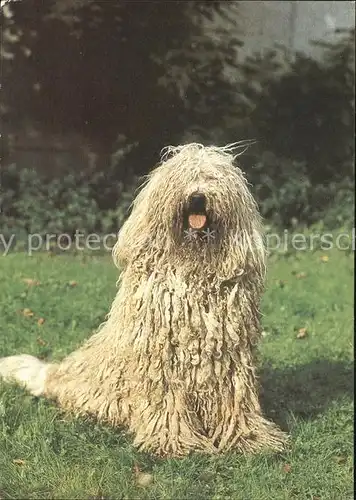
(0, 156), (353, 240)
(232, 28), (355, 229)
(1, 29), (354, 236)
(249, 152), (354, 229)
(243, 28), (355, 185)
(0, 163), (139, 239)
(0, 164), (99, 237)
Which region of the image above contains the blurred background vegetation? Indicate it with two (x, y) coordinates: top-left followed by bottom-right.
(0, 0), (354, 238)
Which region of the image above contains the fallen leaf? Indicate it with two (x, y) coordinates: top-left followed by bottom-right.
(37, 318), (45, 326)
(136, 472), (154, 487)
(296, 328), (308, 339)
(37, 336), (47, 346)
(283, 463), (291, 473)
(23, 278), (41, 286)
(22, 308), (34, 318)
(133, 463), (141, 474)
(68, 280), (78, 287)
(198, 471), (212, 482)
(87, 492), (107, 500)
(13, 458), (26, 466)
(133, 463), (153, 487)
(296, 272), (307, 279)
(320, 255), (329, 262)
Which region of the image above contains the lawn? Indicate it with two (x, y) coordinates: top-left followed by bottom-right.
(0, 243), (353, 499)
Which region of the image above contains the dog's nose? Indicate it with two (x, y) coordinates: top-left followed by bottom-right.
(188, 192), (206, 214)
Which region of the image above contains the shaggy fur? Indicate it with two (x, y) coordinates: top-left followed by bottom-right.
(0, 143), (288, 456)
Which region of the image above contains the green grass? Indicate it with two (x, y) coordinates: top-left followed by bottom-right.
(0, 244), (353, 499)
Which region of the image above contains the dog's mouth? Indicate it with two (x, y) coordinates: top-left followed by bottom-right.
(181, 192), (218, 246)
(186, 193), (208, 230)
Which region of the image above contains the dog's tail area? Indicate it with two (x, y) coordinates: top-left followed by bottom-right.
(0, 354), (51, 396)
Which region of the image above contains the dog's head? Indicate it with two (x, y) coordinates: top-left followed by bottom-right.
(113, 143), (265, 282)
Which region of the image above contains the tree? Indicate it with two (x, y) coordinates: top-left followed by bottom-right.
(1, 0), (242, 177)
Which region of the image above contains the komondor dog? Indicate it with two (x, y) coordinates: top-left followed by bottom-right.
(0, 143), (287, 456)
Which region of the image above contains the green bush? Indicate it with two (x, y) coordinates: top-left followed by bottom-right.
(232, 28), (355, 228)
(242, 28), (355, 185)
(0, 157), (353, 239)
(0, 163), (139, 239)
(1, 29), (354, 237)
(248, 152), (354, 228)
(0, 164), (99, 237)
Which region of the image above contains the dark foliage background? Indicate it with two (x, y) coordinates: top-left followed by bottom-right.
(0, 0), (354, 237)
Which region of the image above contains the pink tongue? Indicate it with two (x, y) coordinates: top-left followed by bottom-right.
(188, 214), (207, 229)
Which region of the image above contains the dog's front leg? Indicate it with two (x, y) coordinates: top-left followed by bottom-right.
(128, 386), (218, 457)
